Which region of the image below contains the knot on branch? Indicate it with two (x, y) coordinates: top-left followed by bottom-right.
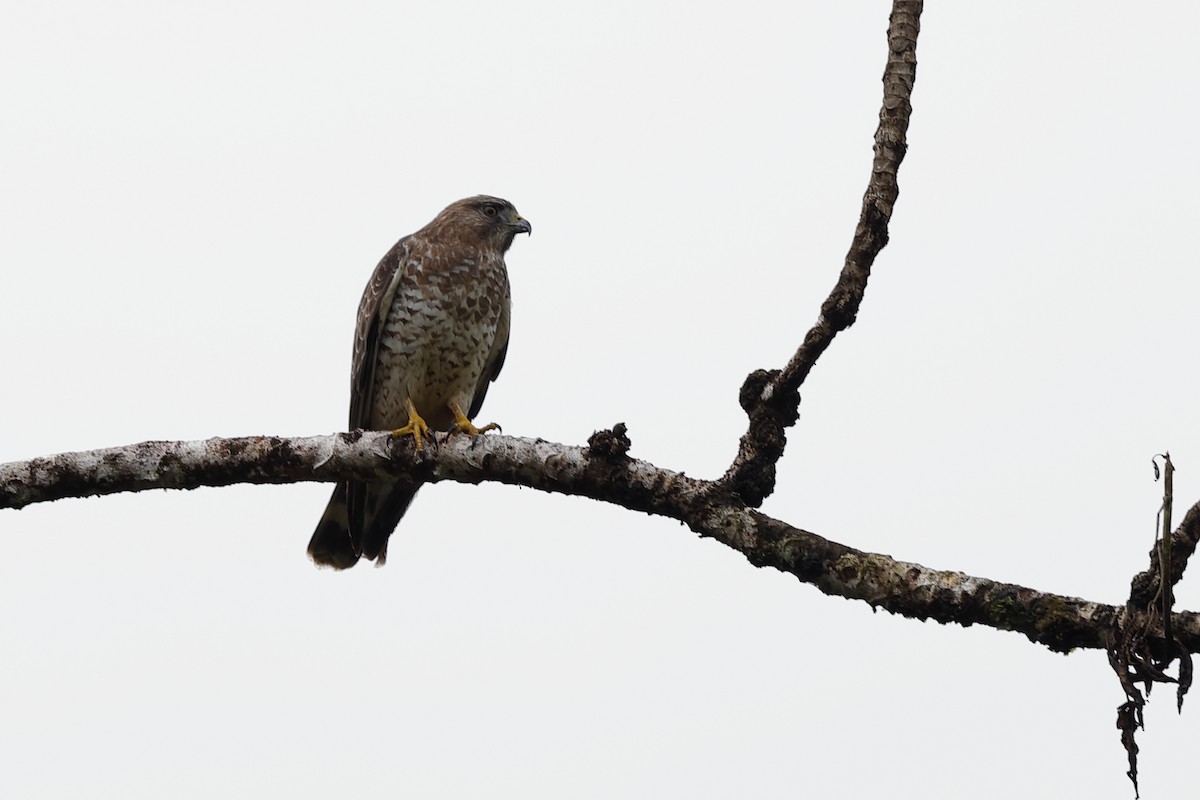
(586, 423), (631, 460)
(724, 370), (801, 507)
(738, 369), (800, 426)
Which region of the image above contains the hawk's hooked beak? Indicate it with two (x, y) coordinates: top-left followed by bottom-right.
(512, 217), (532, 235)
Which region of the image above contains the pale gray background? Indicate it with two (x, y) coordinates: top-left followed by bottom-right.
(3, 1), (1199, 797)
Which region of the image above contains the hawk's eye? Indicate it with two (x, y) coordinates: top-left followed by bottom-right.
(481, 205), (499, 218)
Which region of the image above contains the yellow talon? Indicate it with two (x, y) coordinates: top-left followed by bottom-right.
(449, 400), (500, 437)
(390, 399), (431, 452)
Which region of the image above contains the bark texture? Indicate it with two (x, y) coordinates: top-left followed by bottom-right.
(4, 429), (1200, 658)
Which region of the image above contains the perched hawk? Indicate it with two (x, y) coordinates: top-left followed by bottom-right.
(308, 195), (531, 569)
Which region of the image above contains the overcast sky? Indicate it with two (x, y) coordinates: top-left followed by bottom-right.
(3, 1), (1200, 797)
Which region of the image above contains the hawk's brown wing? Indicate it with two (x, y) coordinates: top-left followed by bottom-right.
(349, 238), (411, 430)
(346, 238), (419, 565)
(308, 238), (413, 569)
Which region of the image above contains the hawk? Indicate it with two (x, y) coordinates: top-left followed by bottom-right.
(308, 195), (531, 569)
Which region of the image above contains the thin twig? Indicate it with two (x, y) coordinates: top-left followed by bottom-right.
(1161, 453), (1174, 643)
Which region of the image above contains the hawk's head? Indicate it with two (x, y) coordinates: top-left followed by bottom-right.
(424, 195), (531, 253)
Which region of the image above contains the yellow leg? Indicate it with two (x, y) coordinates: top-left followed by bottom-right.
(390, 398), (431, 452)
(449, 400), (500, 437)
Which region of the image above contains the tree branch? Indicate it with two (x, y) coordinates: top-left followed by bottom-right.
(1130, 468), (1200, 611)
(722, 0), (923, 506)
(6, 429), (1200, 656)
